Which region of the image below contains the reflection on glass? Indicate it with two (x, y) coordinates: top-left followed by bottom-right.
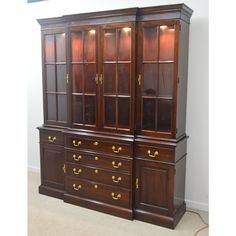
(56, 65), (66, 92)
(143, 64), (157, 96)
(45, 35), (55, 63)
(56, 33), (66, 62)
(73, 95), (83, 123)
(104, 29), (116, 61)
(118, 64), (130, 94)
(47, 94), (56, 120)
(143, 26), (158, 61)
(157, 99), (172, 131)
(84, 30), (96, 62)
(84, 96), (95, 125)
(104, 97), (116, 126)
(57, 95), (67, 121)
(118, 28), (131, 61)
(142, 98), (156, 130)
(118, 98), (130, 127)
(71, 32), (83, 62)
(158, 64), (174, 97)
(46, 65), (55, 92)
(104, 64), (116, 94)
(72, 65), (83, 93)
(84, 64), (96, 93)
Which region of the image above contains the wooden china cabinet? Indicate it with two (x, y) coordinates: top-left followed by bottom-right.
(37, 4), (193, 229)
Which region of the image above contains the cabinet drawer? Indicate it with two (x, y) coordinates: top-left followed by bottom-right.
(40, 131), (64, 145)
(65, 150), (132, 172)
(65, 176), (130, 208)
(66, 136), (132, 156)
(135, 144), (174, 163)
(66, 163), (131, 189)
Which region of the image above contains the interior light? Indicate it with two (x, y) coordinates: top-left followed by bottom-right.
(89, 29), (96, 34)
(122, 27), (131, 32)
(160, 25), (168, 30)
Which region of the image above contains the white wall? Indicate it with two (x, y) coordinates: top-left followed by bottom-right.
(26, 0), (208, 211)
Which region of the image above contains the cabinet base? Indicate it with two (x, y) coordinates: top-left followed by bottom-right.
(39, 185), (64, 200)
(64, 193), (133, 220)
(134, 203), (186, 229)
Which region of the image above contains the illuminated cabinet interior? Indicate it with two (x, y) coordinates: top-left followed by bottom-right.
(37, 4), (193, 229)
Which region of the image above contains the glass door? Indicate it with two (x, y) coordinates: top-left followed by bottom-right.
(138, 22), (177, 136)
(101, 24), (134, 133)
(44, 31), (68, 125)
(70, 26), (98, 129)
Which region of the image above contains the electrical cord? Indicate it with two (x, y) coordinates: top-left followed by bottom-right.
(186, 210), (209, 236)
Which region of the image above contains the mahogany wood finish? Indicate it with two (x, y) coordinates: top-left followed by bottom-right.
(37, 4), (193, 229)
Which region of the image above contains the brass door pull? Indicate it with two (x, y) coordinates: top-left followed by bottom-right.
(95, 74), (99, 84)
(112, 161), (122, 169)
(112, 176), (122, 183)
(73, 168), (82, 175)
(136, 178), (139, 189)
(93, 141), (99, 146)
(99, 74), (103, 85)
(111, 192), (121, 200)
(48, 136), (56, 143)
(73, 140), (82, 147)
(73, 154), (82, 161)
(73, 184), (82, 191)
(62, 164), (66, 173)
(147, 150), (159, 158)
(112, 146), (122, 153)
(138, 74), (141, 86)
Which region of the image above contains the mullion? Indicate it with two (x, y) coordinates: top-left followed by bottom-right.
(82, 30), (85, 125)
(115, 28), (119, 129)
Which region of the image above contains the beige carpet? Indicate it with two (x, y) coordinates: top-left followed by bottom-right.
(28, 171), (208, 236)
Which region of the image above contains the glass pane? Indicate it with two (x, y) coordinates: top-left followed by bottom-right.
(84, 30), (96, 62)
(71, 32), (83, 62)
(143, 26), (158, 61)
(72, 95), (83, 123)
(118, 27), (131, 61)
(57, 95), (67, 121)
(72, 64), (83, 93)
(159, 25), (175, 61)
(104, 29), (116, 61)
(118, 97), (130, 127)
(118, 64), (130, 95)
(142, 98), (156, 130)
(47, 94), (56, 120)
(84, 96), (95, 125)
(84, 64), (96, 93)
(45, 35), (55, 63)
(56, 65), (66, 92)
(104, 63), (116, 94)
(157, 99), (172, 131)
(56, 33), (66, 62)
(46, 65), (55, 92)
(158, 63), (174, 97)
(143, 64), (157, 96)
(104, 97), (116, 126)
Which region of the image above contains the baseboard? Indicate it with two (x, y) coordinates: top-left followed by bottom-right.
(28, 165), (40, 173)
(186, 199), (208, 212)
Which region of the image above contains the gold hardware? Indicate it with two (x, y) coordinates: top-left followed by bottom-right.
(66, 73), (69, 84)
(95, 74), (99, 84)
(93, 141), (99, 146)
(99, 74), (103, 85)
(112, 176), (122, 183)
(73, 184), (82, 191)
(48, 136), (56, 143)
(136, 178), (139, 189)
(62, 164), (66, 173)
(147, 150), (159, 158)
(112, 161), (122, 169)
(94, 169), (99, 174)
(138, 74), (141, 86)
(94, 156), (99, 161)
(73, 168), (82, 175)
(94, 184), (98, 189)
(73, 154), (82, 161)
(73, 140), (82, 147)
(112, 146), (122, 153)
(111, 192), (121, 200)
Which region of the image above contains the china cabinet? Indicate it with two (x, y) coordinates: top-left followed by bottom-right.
(37, 3), (193, 229)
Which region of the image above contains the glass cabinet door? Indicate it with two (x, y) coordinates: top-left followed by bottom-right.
(70, 27), (98, 128)
(138, 22), (176, 135)
(101, 24), (134, 133)
(44, 32), (67, 124)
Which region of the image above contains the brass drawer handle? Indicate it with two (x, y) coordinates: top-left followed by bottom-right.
(73, 184), (82, 191)
(112, 146), (122, 153)
(94, 169), (99, 174)
(73, 154), (82, 161)
(48, 136), (56, 143)
(94, 156), (99, 161)
(94, 184), (98, 189)
(111, 192), (121, 200)
(112, 161), (122, 169)
(93, 141), (99, 146)
(147, 150), (159, 158)
(112, 176), (122, 183)
(73, 140), (82, 147)
(73, 168), (82, 175)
